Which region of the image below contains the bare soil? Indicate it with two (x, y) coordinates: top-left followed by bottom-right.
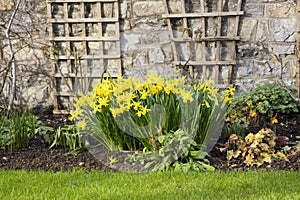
(0, 112), (299, 172)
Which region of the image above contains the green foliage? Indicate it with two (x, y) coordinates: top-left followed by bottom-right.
(223, 123), (245, 139)
(221, 128), (288, 167)
(0, 111), (53, 151)
(127, 129), (214, 172)
(227, 82), (299, 126)
(50, 125), (83, 152)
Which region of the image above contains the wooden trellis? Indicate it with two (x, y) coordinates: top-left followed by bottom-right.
(47, 0), (121, 114)
(163, 0), (243, 88)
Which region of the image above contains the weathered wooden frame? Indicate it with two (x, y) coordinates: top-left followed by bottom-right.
(163, 0), (243, 88)
(47, 0), (121, 114)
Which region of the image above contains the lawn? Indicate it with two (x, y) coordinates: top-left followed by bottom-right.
(0, 170), (299, 200)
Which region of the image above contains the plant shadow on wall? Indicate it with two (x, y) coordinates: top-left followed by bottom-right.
(69, 72), (234, 172)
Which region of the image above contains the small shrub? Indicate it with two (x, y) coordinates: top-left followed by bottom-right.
(220, 128), (288, 167)
(227, 82), (299, 126)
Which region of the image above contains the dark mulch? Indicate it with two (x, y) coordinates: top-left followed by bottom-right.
(0, 112), (299, 172)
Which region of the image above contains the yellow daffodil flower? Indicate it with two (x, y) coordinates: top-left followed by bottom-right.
(164, 87), (171, 94)
(141, 106), (151, 116)
(136, 110), (143, 117)
(271, 116), (278, 124)
(132, 101), (142, 111)
(249, 109), (257, 117)
(140, 90), (149, 100)
(76, 119), (87, 130)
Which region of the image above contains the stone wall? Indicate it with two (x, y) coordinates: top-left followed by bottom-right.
(120, 0), (298, 91)
(0, 0), (51, 110)
(0, 0), (298, 110)
(237, 0), (297, 90)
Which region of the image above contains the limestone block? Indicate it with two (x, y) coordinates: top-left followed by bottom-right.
(270, 18), (296, 42)
(255, 19), (271, 42)
(139, 31), (169, 45)
(143, 65), (176, 77)
(121, 33), (140, 51)
(243, 3), (264, 17)
(238, 43), (270, 60)
(161, 44), (173, 62)
(133, 1), (164, 17)
(254, 61), (274, 77)
(71, 42), (84, 55)
(103, 24), (117, 37)
(233, 79), (255, 93)
(148, 48), (165, 64)
(103, 41), (117, 55)
(133, 51), (148, 67)
(120, 1), (131, 18)
(265, 1), (296, 18)
(70, 23), (83, 36)
(122, 54), (134, 68)
(120, 20), (132, 31)
(106, 60), (120, 74)
(0, 0), (14, 11)
(131, 17), (167, 30)
(167, 0), (182, 14)
(269, 44), (294, 55)
(285, 55), (298, 78)
(68, 3), (81, 18)
(176, 43), (189, 61)
(87, 42), (100, 55)
(86, 23), (100, 37)
(262, 55), (298, 79)
(220, 66), (230, 84)
(23, 85), (50, 107)
(225, 18), (239, 37)
(190, 42), (205, 61)
(220, 42), (236, 60)
(102, 3), (114, 18)
(236, 60), (254, 78)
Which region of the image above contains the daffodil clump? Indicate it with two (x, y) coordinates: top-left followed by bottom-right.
(70, 72), (234, 151)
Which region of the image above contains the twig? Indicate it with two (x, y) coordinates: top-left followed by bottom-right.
(6, 0), (22, 116)
(277, 79), (300, 103)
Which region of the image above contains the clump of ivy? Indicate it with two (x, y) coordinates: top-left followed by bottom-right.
(220, 128), (288, 167)
(226, 82), (299, 126)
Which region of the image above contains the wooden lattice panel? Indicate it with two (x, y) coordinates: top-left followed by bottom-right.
(163, 0), (243, 88)
(47, 0), (121, 114)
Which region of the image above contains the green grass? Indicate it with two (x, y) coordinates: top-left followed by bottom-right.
(0, 170), (299, 200)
